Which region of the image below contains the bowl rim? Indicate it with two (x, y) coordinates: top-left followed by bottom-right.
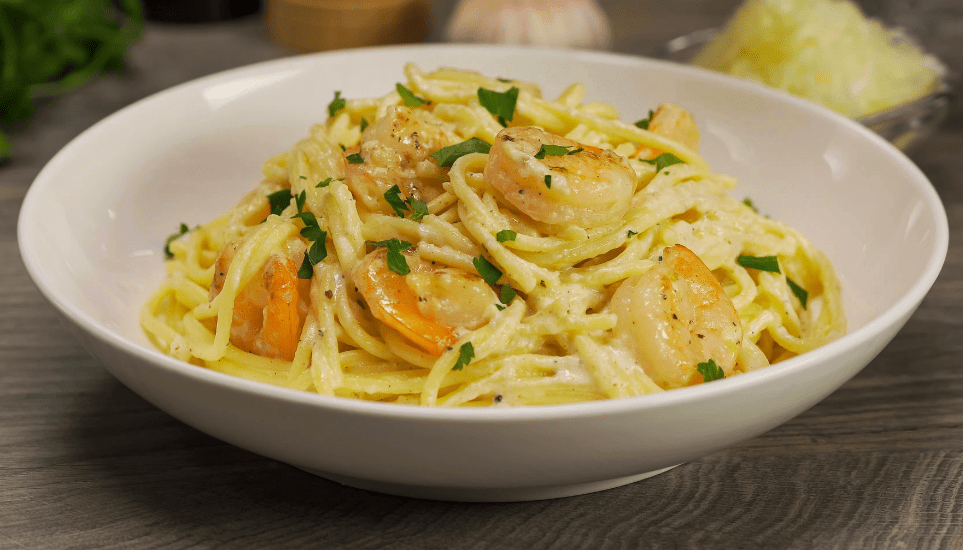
(16, 43), (951, 422)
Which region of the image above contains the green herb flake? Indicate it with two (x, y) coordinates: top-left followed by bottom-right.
(295, 190), (307, 213)
(405, 197), (429, 221)
(787, 277), (809, 309)
(430, 137), (492, 167)
(267, 189), (293, 216)
(307, 235), (328, 264)
(298, 216), (324, 242)
(496, 229), (517, 242)
(473, 255), (502, 286)
(316, 177), (342, 188)
(360, 118), (369, 132)
(697, 359), (725, 382)
(346, 153), (364, 164)
(641, 152), (685, 172)
(386, 249), (410, 275)
(328, 91), (345, 118)
(297, 254), (314, 279)
(499, 285), (516, 305)
(478, 86), (519, 126)
(534, 144), (574, 159)
(743, 198), (757, 212)
(452, 342), (475, 371)
(368, 238), (414, 252)
(294, 208), (327, 279)
(383, 185), (408, 217)
(737, 254), (781, 273)
(163, 223), (190, 259)
(369, 239), (414, 275)
(396, 83), (426, 107)
(634, 109), (655, 130)
(544, 174), (552, 189)
(627, 230), (638, 238)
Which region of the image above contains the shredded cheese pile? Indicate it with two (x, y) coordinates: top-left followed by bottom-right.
(691, 0), (946, 119)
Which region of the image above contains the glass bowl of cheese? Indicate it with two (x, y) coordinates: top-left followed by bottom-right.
(657, 0), (954, 151)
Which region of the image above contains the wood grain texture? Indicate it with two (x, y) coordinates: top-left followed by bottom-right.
(2, 2), (962, 548)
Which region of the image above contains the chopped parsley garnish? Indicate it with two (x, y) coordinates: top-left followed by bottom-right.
(634, 109), (654, 130)
(297, 255), (314, 279)
(627, 230), (638, 238)
(346, 153), (364, 164)
(473, 255), (502, 285)
(383, 185), (408, 217)
(368, 238), (414, 275)
(327, 91), (345, 118)
(736, 254), (781, 273)
(267, 189), (293, 216)
(383, 185), (428, 220)
(544, 174), (552, 189)
(317, 177), (342, 188)
(430, 137), (491, 167)
(697, 359), (725, 382)
(452, 342), (475, 371)
(787, 277), (809, 309)
(499, 285), (516, 305)
(295, 211), (327, 279)
(406, 197), (429, 221)
(533, 144), (582, 159)
(478, 86), (519, 126)
(163, 223), (190, 259)
(396, 83), (426, 107)
(743, 198), (757, 212)
(496, 229), (517, 242)
(295, 190), (306, 213)
(641, 152), (684, 172)
(360, 117), (369, 132)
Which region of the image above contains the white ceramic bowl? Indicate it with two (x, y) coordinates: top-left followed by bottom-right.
(18, 44), (948, 502)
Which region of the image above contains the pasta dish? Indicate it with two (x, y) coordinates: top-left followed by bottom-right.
(141, 64), (846, 407)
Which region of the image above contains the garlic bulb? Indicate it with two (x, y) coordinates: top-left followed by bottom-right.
(446, 0), (612, 50)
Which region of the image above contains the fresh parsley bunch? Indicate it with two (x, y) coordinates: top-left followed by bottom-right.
(0, 0), (144, 161)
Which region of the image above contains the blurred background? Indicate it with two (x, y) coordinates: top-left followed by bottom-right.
(0, 0), (959, 163)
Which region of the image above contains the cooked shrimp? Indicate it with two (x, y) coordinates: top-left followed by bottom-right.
(610, 244), (741, 389)
(635, 103), (701, 160)
(210, 242), (309, 361)
(484, 126), (636, 228)
(345, 105), (460, 214)
(353, 248), (498, 356)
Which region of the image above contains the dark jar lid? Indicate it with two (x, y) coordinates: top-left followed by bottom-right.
(143, 0), (261, 23)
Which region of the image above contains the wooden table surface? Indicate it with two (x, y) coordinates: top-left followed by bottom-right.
(3, 1), (962, 548)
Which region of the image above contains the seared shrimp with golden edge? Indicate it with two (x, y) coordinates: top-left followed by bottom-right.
(610, 244), (742, 389)
(210, 241), (309, 361)
(484, 126), (636, 228)
(635, 103), (701, 160)
(353, 248), (498, 356)
(345, 105), (460, 214)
